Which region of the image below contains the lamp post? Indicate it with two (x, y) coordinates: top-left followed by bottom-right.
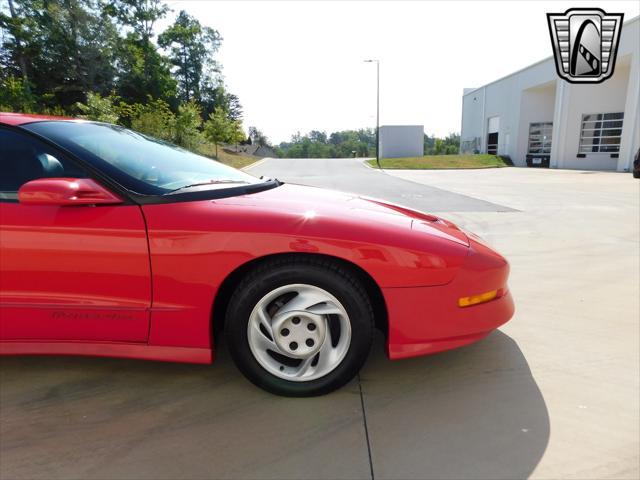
(364, 59), (380, 168)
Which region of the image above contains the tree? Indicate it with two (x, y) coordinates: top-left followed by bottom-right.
(423, 134), (435, 154)
(106, 0), (176, 105)
(129, 97), (176, 141)
(75, 92), (119, 123)
(423, 132), (459, 155)
(328, 132), (343, 145)
(1, 0), (119, 108)
(174, 100), (203, 149)
(248, 126), (270, 147)
(434, 138), (444, 155)
(204, 107), (231, 157)
(309, 130), (327, 143)
(444, 132), (460, 152)
(158, 10), (221, 103)
(200, 82), (242, 122)
(0, 0), (250, 160)
(116, 33), (177, 105)
(225, 93), (243, 121)
(105, 0), (169, 40)
(228, 120), (246, 149)
(0, 76), (36, 111)
(357, 142), (369, 157)
(1, 0), (30, 90)
(277, 129), (374, 158)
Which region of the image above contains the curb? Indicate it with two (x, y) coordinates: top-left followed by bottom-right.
(360, 159), (385, 172)
(242, 157), (270, 171)
(379, 165), (510, 171)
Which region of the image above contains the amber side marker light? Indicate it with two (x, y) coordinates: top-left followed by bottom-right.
(458, 289), (503, 308)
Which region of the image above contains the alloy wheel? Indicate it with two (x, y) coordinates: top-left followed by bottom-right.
(247, 284), (352, 382)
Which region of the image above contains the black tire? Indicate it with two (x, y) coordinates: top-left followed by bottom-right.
(225, 257), (374, 397)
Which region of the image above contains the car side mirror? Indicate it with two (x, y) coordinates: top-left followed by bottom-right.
(18, 178), (123, 206)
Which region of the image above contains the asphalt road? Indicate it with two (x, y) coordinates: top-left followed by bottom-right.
(249, 157), (514, 212)
(1, 160), (637, 480)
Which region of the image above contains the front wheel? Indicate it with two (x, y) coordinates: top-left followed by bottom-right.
(225, 258), (374, 396)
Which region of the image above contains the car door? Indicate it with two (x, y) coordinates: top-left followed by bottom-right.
(0, 126), (151, 342)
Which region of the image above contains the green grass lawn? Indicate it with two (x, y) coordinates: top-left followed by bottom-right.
(366, 154), (510, 169)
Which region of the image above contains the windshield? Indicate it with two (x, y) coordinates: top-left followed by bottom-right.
(24, 121), (261, 195)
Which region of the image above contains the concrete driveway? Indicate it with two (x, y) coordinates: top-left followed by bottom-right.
(1, 159), (638, 479)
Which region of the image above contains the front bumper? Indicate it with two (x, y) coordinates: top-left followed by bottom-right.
(384, 237), (515, 360)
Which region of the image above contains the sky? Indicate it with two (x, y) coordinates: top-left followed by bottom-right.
(161, 0), (639, 144)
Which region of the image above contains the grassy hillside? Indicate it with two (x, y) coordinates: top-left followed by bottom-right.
(367, 154), (509, 169)
(195, 143), (260, 170)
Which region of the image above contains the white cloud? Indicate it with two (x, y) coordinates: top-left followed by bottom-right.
(162, 0), (639, 143)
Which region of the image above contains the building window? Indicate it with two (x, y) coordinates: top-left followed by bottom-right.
(528, 122), (553, 155)
(579, 112), (624, 153)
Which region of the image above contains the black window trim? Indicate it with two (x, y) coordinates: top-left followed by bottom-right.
(5, 121), (281, 206)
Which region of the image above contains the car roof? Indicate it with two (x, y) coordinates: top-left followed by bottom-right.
(0, 112), (72, 126)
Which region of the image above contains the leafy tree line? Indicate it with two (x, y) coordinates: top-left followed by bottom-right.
(0, 0), (265, 154)
(424, 132), (460, 155)
(276, 130), (460, 158)
(276, 129), (376, 158)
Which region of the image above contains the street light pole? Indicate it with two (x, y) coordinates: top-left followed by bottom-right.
(365, 59), (380, 168)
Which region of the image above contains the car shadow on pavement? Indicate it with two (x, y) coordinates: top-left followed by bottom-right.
(0, 340), (371, 480)
(0, 330), (547, 480)
(360, 330), (550, 480)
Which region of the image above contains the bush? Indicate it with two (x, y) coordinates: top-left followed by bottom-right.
(174, 101), (203, 149)
(130, 98), (176, 141)
(0, 76), (36, 112)
(75, 92), (120, 123)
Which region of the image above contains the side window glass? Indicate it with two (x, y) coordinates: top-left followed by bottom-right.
(0, 128), (87, 201)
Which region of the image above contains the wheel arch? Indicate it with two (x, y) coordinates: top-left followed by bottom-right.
(211, 252), (388, 343)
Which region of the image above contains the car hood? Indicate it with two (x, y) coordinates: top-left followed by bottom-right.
(216, 183), (469, 246)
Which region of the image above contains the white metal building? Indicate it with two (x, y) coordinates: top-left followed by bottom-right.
(379, 125), (424, 158)
(460, 16), (639, 171)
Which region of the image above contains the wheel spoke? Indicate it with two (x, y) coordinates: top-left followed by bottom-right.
(277, 288), (327, 316)
(307, 303), (343, 316)
(313, 329), (337, 374)
(293, 355), (317, 378)
(256, 306), (275, 339)
(251, 307), (278, 351)
(252, 328), (277, 352)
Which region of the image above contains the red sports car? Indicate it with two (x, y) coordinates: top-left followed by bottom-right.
(0, 113), (514, 396)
